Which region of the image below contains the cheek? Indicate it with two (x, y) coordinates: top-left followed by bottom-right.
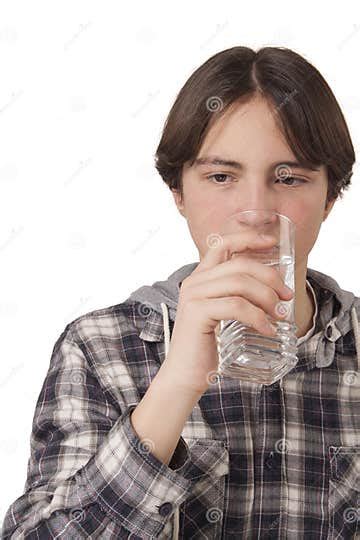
(184, 187), (229, 257)
(291, 210), (324, 263)
(187, 214), (225, 259)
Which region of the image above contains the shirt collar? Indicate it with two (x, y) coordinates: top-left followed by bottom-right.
(139, 306), (165, 342)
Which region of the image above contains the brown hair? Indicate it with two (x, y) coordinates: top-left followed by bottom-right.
(154, 46), (355, 208)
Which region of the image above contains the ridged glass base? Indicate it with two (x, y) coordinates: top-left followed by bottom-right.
(216, 319), (299, 385)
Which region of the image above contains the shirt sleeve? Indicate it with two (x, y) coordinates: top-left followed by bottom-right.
(0, 325), (197, 539)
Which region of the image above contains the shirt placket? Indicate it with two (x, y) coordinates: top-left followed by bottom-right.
(253, 380), (284, 539)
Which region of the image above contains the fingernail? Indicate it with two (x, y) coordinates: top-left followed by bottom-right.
(284, 285), (294, 295)
(259, 234), (274, 241)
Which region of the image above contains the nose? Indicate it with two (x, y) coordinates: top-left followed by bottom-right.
(225, 180), (280, 232)
(236, 209), (278, 226)
(222, 209), (279, 240)
(234, 188), (277, 215)
(230, 209), (279, 230)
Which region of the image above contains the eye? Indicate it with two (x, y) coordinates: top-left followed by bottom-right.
(275, 176), (307, 187)
(206, 173), (233, 184)
(206, 174), (308, 187)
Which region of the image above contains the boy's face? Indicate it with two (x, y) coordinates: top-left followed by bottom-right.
(171, 95), (336, 274)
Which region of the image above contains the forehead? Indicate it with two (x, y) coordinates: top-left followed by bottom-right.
(203, 97), (287, 148)
(185, 96), (323, 174)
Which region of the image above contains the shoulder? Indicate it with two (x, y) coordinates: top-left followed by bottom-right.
(63, 301), (145, 345)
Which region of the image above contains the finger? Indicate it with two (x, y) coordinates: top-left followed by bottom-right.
(195, 230), (277, 272)
(201, 296), (278, 337)
(185, 273), (289, 322)
(189, 255), (294, 300)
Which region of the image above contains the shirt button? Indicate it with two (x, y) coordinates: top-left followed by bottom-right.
(265, 452), (275, 469)
(157, 502), (173, 516)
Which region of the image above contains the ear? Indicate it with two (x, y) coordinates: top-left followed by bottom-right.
(171, 188), (186, 217)
(322, 197), (336, 221)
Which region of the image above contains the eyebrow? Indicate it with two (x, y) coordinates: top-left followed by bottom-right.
(192, 155), (320, 172)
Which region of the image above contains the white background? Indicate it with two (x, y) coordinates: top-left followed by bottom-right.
(1, 0), (359, 525)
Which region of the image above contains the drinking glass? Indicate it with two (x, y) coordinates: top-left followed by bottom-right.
(215, 209), (298, 385)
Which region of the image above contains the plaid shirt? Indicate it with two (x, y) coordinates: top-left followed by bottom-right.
(1, 265), (360, 539)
